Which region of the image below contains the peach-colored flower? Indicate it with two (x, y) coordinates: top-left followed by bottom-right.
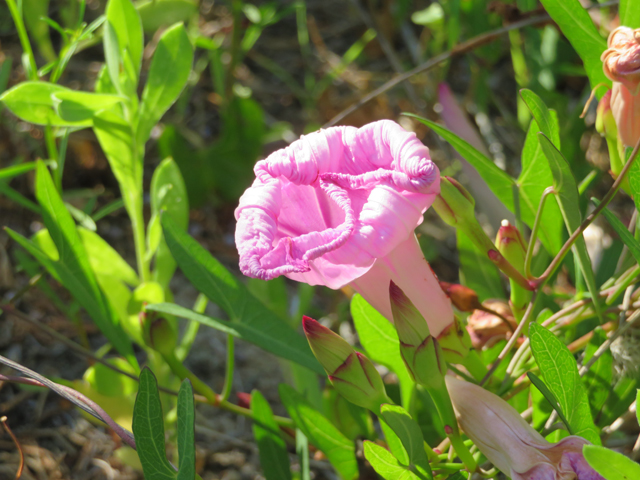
(602, 27), (640, 147)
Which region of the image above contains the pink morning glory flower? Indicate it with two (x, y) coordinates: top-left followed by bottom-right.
(235, 120), (454, 336)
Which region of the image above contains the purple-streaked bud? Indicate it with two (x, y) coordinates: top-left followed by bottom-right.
(303, 316), (390, 412)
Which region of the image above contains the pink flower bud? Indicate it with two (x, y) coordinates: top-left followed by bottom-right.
(602, 27), (640, 147)
(235, 120), (455, 336)
(445, 376), (604, 480)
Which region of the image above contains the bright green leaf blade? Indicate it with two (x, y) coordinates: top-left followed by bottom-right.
(146, 302), (322, 374)
(0, 162), (39, 181)
(583, 445), (640, 480)
(279, 384), (358, 480)
(637, 390), (640, 427)
(518, 118), (564, 255)
(620, 0), (640, 29)
(529, 322), (600, 444)
(350, 294), (414, 409)
(407, 114), (515, 211)
(520, 90), (561, 148)
(380, 420), (410, 466)
(0, 82), (91, 127)
(93, 110), (143, 224)
(536, 133), (602, 321)
(380, 405), (432, 480)
(177, 379), (196, 480)
(538, 0), (609, 92)
(457, 232), (504, 300)
(527, 372), (573, 433)
(150, 158), (189, 288)
(52, 91), (124, 122)
(78, 228), (140, 286)
(132, 368), (177, 480)
(363, 441), (421, 480)
(137, 0), (198, 33)
(251, 390), (292, 480)
(32, 162), (135, 365)
(138, 23), (194, 144)
(160, 216), (322, 374)
(105, 0), (143, 78)
(593, 198), (640, 265)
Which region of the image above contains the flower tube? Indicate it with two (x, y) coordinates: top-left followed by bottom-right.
(445, 375), (604, 480)
(602, 26), (640, 147)
(235, 120), (454, 336)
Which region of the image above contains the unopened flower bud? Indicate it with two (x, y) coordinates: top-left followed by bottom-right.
(446, 375), (605, 480)
(595, 90), (618, 142)
(145, 317), (177, 356)
(303, 316), (390, 412)
(432, 176), (476, 228)
(390, 281), (447, 381)
(496, 220), (531, 319)
(439, 281), (482, 312)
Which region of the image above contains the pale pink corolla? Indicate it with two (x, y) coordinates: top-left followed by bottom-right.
(602, 26), (640, 147)
(234, 120), (454, 336)
(445, 376), (604, 480)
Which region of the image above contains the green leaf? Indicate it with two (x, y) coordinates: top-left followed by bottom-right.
(132, 368), (177, 480)
(146, 301), (322, 374)
(628, 155), (640, 213)
(150, 158), (189, 288)
(582, 328), (613, 417)
(19, 162), (135, 366)
(138, 23), (194, 144)
(521, 90), (601, 321)
(527, 372), (573, 433)
(380, 405), (432, 480)
(0, 82), (92, 127)
(363, 441), (421, 480)
(279, 384), (358, 480)
(457, 232), (504, 301)
(407, 114), (515, 211)
(251, 390), (292, 480)
(520, 90), (560, 148)
(594, 198), (640, 265)
(529, 322), (600, 444)
(536, 133), (602, 320)
(78, 228), (140, 286)
(105, 0), (143, 82)
(537, 0), (609, 92)
(52, 90), (124, 123)
(93, 110), (142, 224)
(350, 294), (414, 409)
(620, 0), (640, 29)
(159, 215), (322, 373)
(518, 118), (564, 255)
(177, 379), (196, 480)
(0, 162), (39, 181)
(137, 0), (198, 33)
(583, 445), (640, 480)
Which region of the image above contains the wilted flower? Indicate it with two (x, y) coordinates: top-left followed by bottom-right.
(235, 120), (454, 336)
(445, 376), (604, 480)
(466, 299), (517, 349)
(602, 26), (640, 147)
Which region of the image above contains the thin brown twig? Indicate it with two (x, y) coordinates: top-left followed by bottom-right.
(0, 416), (24, 480)
(533, 134), (640, 286)
(323, 0), (619, 128)
(0, 305), (181, 397)
(480, 295), (536, 386)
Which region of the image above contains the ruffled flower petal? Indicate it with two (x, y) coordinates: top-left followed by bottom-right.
(235, 120), (440, 289)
